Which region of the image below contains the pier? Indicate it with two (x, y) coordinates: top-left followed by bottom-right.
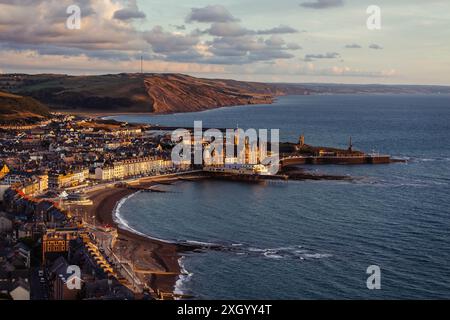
(280, 154), (392, 167)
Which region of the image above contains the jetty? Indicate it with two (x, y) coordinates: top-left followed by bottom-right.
(280, 154), (392, 167)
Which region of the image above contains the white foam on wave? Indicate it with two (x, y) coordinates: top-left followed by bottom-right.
(243, 245), (332, 261)
(184, 240), (219, 247)
(113, 191), (145, 236)
(174, 256), (193, 298)
(411, 157), (450, 163)
(303, 253), (333, 259)
(113, 191), (181, 244)
(263, 252), (284, 259)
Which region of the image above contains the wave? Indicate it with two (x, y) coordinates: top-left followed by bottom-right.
(408, 156), (450, 163)
(228, 244), (333, 261)
(174, 256), (193, 298)
(352, 176), (449, 188)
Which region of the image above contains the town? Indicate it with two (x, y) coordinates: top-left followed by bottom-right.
(0, 114), (198, 300)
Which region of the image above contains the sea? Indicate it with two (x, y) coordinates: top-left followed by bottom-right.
(106, 94), (450, 299)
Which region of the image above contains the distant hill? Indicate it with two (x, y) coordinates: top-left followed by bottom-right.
(0, 73), (449, 115)
(0, 73), (309, 114)
(0, 91), (51, 125)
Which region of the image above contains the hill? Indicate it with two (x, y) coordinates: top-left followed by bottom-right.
(0, 73), (309, 114)
(1, 73), (449, 115)
(0, 91), (51, 125)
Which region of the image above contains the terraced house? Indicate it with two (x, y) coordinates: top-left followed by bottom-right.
(94, 157), (173, 181)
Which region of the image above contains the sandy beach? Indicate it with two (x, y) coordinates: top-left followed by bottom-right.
(81, 176), (203, 297)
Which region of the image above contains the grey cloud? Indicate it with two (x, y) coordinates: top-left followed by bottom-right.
(205, 22), (253, 37)
(186, 5), (239, 23)
(203, 22), (299, 38)
(113, 8), (146, 20)
(300, 0), (344, 9)
(113, 0), (145, 20)
(304, 52), (340, 61)
(0, 41), (135, 61)
(369, 43), (383, 50)
(144, 26), (199, 54)
(257, 25), (298, 35)
(205, 34), (299, 65)
(345, 44), (361, 49)
(170, 24), (186, 31)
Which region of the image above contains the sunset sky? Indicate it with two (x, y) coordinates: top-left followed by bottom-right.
(0, 0), (449, 85)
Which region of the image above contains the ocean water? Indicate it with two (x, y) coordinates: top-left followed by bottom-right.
(109, 95), (450, 299)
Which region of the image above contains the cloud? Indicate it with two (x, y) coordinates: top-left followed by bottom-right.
(0, 1), (302, 68)
(113, 0), (145, 20)
(202, 22), (299, 38)
(300, 0), (344, 9)
(113, 8), (145, 20)
(369, 43), (383, 50)
(344, 44), (361, 49)
(0, 0), (146, 56)
(0, 49), (226, 74)
(204, 34), (300, 65)
(325, 66), (396, 77)
(144, 26), (199, 54)
(186, 5), (239, 23)
(170, 24), (186, 31)
(248, 60), (397, 79)
(257, 25), (298, 35)
(304, 52), (340, 61)
(205, 22), (253, 37)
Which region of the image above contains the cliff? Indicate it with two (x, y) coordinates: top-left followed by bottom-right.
(144, 74), (278, 113)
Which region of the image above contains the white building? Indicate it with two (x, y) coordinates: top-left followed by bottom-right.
(94, 157), (173, 181)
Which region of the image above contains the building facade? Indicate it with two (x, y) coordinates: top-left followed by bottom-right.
(94, 157), (173, 181)
(48, 169), (89, 189)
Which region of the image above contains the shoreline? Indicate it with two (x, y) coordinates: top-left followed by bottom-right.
(63, 96), (283, 119)
(82, 176), (203, 298)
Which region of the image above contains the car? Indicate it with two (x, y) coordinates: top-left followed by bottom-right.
(40, 277), (45, 283)
(38, 270), (44, 277)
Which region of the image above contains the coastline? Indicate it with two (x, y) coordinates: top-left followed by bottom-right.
(63, 96), (281, 119)
(82, 176), (201, 297)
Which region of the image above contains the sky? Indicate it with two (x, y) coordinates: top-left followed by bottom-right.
(0, 0), (449, 85)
